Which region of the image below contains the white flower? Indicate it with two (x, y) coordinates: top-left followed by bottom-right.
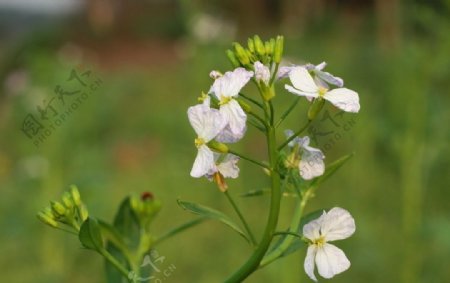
(303, 207), (356, 282)
(285, 66), (360, 113)
(209, 68), (253, 141)
(285, 130), (325, 180)
(254, 61), (270, 85)
(206, 153), (240, 180)
(188, 103), (227, 178)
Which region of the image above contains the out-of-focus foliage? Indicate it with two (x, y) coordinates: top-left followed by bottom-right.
(0, 0), (449, 282)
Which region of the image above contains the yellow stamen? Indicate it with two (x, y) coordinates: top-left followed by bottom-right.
(195, 137), (205, 148)
(219, 96), (232, 105)
(318, 87), (328, 97)
(312, 235), (326, 248)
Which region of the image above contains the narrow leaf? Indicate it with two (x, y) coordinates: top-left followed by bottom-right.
(154, 217), (206, 246)
(177, 200), (250, 243)
(240, 188), (270, 197)
(309, 153), (354, 189)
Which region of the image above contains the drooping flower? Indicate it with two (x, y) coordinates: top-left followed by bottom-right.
(303, 207), (356, 282)
(205, 153), (240, 191)
(285, 130), (325, 180)
(285, 66), (360, 113)
(188, 103), (227, 178)
(209, 68), (253, 142)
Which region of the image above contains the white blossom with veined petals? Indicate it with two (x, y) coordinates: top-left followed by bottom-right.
(188, 103), (227, 178)
(285, 130), (325, 180)
(303, 207), (356, 282)
(278, 62), (343, 88)
(209, 67), (253, 142)
(285, 66), (360, 113)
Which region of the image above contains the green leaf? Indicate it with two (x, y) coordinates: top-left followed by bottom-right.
(105, 197), (140, 283)
(309, 153), (354, 190)
(79, 217), (104, 252)
(177, 199), (250, 243)
(154, 217), (206, 246)
(240, 188), (270, 197)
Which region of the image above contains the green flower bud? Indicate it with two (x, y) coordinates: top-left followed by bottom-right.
(253, 35), (265, 57)
(130, 195), (143, 214)
(226, 49), (240, 68)
(307, 98), (325, 120)
(51, 201), (66, 216)
(79, 204), (89, 221)
(62, 192), (74, 209)
(207, 140), (229, 153)
(247, 38), (255, 53)
(236, 98), (252, 113)
(260, 84), (275, 101)
(233, 43), (250, 65)
(268, 38), (276, 56)
(274, 35), (284, 63)
(37, 212), (58, 228)
(70, 185), (81, 206)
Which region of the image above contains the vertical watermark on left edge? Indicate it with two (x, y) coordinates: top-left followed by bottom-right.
(21, 67), (102, 147)
(128, 249), (176, 283)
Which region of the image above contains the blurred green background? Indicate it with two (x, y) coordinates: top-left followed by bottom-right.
(0, 0), (449, 282)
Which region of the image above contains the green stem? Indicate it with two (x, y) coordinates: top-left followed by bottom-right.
(224, 126), (281, 282)
(278, 120), (312, 150)
(248, 112), (268, 129)
(228, 150), (270, 170)
(224, 190), (257, 246)
(260, 189), (311, 267)
(275, 97), (301, 128)
(100, 249), (132, 283)
(239, 93), (264, 110)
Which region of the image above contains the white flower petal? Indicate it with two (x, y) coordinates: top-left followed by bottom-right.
(210, 67), (253, 99)
(254, 61), (270, 84)
(220, 99), (247, 136)
(323, 88), (360, 113)
(321, 207), (356, 241)
(277, 66), (296, 79)
(299, 147), (325, 180)
(316, 70), (344, 87)
(303, 213), (325, 240)
(315, 62), (327, 71)
(216, 124), (245, 143)
(288, 67), (318, 93)
(315, 243), (351, 279)
(285, 85), (319, 100)
(190, 145), (215, 178)
(217, 154), (240, 178)
(304, 245), (318, 282)
(284, 129), (301, 147)
(187, 104), (227, 142)
(209, 70), (222, 79)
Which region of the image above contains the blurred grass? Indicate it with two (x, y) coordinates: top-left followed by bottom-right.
(1, 4), (450, 283)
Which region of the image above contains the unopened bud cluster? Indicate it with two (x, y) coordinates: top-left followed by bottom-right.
(227, 35), (284, 68)
(37, 185), (88, 232)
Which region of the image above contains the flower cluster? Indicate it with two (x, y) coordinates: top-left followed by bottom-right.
(187, 35), (360, 281)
